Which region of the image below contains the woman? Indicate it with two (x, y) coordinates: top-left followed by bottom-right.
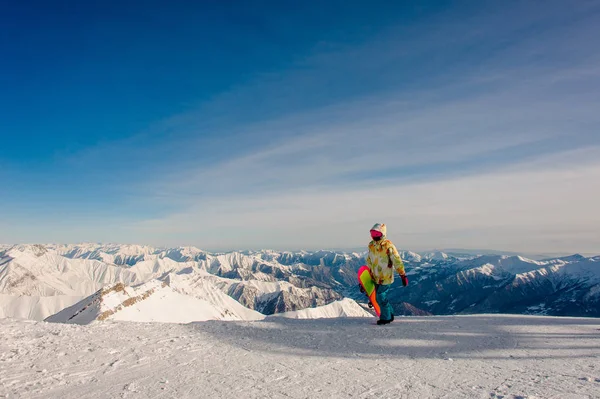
(366, 223), (409, 325)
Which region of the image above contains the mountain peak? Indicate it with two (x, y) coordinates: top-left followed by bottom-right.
(46, 279), (265, 324)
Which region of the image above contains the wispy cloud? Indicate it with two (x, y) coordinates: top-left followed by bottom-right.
(127, 147), (600, 253)
(145, 57), (600, 201)
(118, 3), (600, 252)
(3, 2), (600, 252)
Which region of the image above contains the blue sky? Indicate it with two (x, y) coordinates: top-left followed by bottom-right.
(1, 1), (599, 253)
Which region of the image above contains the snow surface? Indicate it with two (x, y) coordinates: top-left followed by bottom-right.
(268, 298), (371, 319)
(1, 314), (599, 398)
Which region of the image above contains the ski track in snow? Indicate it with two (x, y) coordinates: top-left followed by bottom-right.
(1, 315), (600, 399)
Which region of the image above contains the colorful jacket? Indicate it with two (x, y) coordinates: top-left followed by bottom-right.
(366, 223), (406, 285)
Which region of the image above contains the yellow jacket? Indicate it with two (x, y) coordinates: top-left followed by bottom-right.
(366, 224), (406, 285)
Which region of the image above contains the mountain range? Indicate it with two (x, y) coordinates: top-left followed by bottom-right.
(1, 243), (599, 323)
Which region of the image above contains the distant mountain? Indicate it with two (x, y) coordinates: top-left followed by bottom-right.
(268, 298), (372, 319)
(52, 243), (162, 266)
(393, 254), (600, 317)
(210, 277), (343, 315)
(395, 302), (433, 316)
(2, 243), (599, 322)
(0, 244), (139, 296)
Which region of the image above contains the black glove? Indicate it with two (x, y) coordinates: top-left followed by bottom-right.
(401, 275), (409, 287)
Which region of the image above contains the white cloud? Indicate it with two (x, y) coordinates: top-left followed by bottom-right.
(148, 67), (599, 199)
(127, 148), (600, 253)
(123, 27), (600, 253)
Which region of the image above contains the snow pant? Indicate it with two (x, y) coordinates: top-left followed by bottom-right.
(375, 284), (394, 320)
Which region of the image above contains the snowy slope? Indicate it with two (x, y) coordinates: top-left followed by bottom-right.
(0, 294), (84, 320)
(127, 257), (196, 281)
(51, 243), (161, 266)
(268, 298), (372, 319)
(0, 245), (139, 296)
(423, 251), (450, 261)
(513, 258), (600, 285)
(47, 279), (265, 324)
(555, 257), (600, 281)
(1, 315), (599, 399)
(214, 276), (342, 314)
(400, 250), (423, 262)
(164, 272), (266, 321)
(455, 254), (547, 275)
(160, 246), (208, 262)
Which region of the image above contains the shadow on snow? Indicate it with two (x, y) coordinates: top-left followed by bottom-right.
(189, 315), (600, 361)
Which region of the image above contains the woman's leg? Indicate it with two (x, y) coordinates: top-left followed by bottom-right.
(376, 284), (393, 320)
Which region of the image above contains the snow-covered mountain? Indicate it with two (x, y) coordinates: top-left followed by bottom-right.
(0, 244), (359, 322)
(396, 253), (600, 317)
(220, 279), (342, 314)
(268, 298), (371, 319)
(0, 245), (141, 319)
(47, 279), (264, 324)
(1, 243), (599, 323)
(0, 244), (140, 296)
(423, 251), (450, 261)
(0, 294), (85, 320)
(51, 243), (162, 266)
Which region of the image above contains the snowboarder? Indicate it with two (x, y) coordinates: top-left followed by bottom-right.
(366, 223), (409, 325)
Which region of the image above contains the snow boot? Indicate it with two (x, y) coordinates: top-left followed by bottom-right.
(377, 315), (394, 325)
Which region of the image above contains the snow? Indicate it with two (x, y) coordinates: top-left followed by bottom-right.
(127, 257), (194, 280)
(514, 257), (600, 286)
(0, 295), (84, 321)
(50, 243), (162, 266)
(230, 279), (309, 296)
(423, 251), (450, 261)
(46, 279), (265, 324)
(203, 272), (338, 310)
(401, 251), (423, 262)
(0, 245), (139, 296)
(457, 255), (546, 275)
(557, 258), (600, 281)
(166, 273), (266, 321)
(0, 245), (346, 324)
(268, 298), (371, 319)
(1, 314), (599, 398)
